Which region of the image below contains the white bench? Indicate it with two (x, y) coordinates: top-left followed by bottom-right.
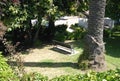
(53, 40), (74, 54)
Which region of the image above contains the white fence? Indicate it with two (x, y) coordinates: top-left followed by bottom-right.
(31, 16), (114, 32)
(55, 16), (114, 29)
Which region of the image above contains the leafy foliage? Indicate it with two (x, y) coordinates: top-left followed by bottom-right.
(0, 52), (18, 81)
(54, 24), (86, 41)
(106, 0), (120, 20)
(0, 0), (53, 49)
(1, 0), (50, 30)
(104, 25), (120, 38)
(77, 0), (89, 12)
(53, 0), (78, 15)
(54, 25), (67, 42)
(67, 24), (86, 40)
(20, 72), (48, 81)
(51, 69), (120, 81)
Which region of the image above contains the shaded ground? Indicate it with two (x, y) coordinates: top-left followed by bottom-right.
(105, 36), (120, 57)
(19, 43), (83, 79)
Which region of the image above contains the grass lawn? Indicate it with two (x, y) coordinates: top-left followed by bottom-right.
(72, 37), (120, 69)
(74, 36), (120, 69)
(104, 36), (120, 69)
(19, 35), (120, 79)
(71, 36), (120, 69)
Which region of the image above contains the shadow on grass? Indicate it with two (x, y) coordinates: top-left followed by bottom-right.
(73, 40), (84, 49)
(8, 61), (79, 69)
(104, 36), (120, 57)
(20, 43), (53, 55)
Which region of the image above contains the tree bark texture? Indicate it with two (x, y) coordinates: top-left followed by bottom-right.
(79, 0), (106, 70)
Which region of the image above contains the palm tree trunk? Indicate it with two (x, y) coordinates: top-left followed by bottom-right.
(78, 0), (106, 70)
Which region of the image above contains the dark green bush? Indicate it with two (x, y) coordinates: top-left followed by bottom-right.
(20, 72), (48, 81)
(0, 52), (18, 81)
(54, 25), (68, 42)
(104, 25), (120, 37)
(104, 29), (112, 37)
(111, 25), (120, 36)
(112, 25), (120, 32)
(66, 25), (86, 40)
(54, 24), (86, 41)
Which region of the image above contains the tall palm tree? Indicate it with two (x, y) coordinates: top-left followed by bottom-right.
(78, 0), (106, 70)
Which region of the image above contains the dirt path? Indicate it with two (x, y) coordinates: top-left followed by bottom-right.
(20, 45), (81, 79)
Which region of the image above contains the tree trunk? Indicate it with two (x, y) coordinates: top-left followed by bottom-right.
(78, 0), (106, 70)
(33, 25), (41, 44)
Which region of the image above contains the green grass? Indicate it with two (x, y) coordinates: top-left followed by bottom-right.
(20, 36), (120, 78)
(106, 55), (120, 69)
(104, 36), (120, 69)
(62, 36), (120, 70)
(40, 37), (120, 71)
(40, 59), (55, 62)
(73, 36), (120, 69)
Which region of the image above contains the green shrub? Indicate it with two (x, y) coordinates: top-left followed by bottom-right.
(54, 24), (86, 41)
(20, 72), (48, 81)
(104, 29), (112, 37)
(54, 32), (67, 42)
(13, 68), (120, 81)
(50, 75), (77, 81)
(111, 25), (120, 36)
(66, 26), (86, 40)
(51, 69), (120, 81)
(0, 52), (18, 81)
(63, 24), (86, 40)
(73, 25), (86, 40)
(54, 25), (68, 42)
(34, 40), (42, 47)
(104, 25), (120, 37)
(112, 25), (120, 32)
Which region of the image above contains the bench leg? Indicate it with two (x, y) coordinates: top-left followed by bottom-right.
(71, 49), (75, 54)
